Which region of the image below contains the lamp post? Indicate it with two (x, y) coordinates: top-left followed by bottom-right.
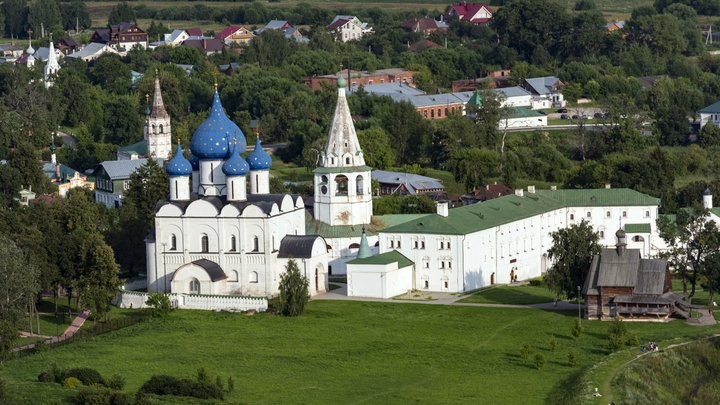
(577, 285), (582, 324)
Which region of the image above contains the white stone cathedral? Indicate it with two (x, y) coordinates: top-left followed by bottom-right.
(146, 87), (329, 297)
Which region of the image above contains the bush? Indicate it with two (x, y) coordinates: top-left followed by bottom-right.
(571, 318), (584, 338)
(38, 362), (61, 383)
(627, 331), (640, 346)
(34, 340), (50, 353)
(105, 374), (125, 391)
(145, 293), (171, 318)
(566, 349), (578, 367)
(215, 375), (224, 390)
(75, 387), (128, 405)
(195, 366), (211, 383)
(549, 334), (558, 351)
(607, 332), (625, 352)
(139, 375), (223, 400)
(528, 278), (545, 286)
(62, 368), (106, 386)
(607, 317), (627, 352)
(227, 376), (235, 393)
(134, 391), (151, 405)
(519, 343), (533, 360)
(534, 353), (546, 369)
(63, 377), (83, 388)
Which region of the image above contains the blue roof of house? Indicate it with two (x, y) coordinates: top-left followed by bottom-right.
(523, 76), (562, 95)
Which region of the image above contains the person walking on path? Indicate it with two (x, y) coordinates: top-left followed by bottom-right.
(554, 296), (558, 307)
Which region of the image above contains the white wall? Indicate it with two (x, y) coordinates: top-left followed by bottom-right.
(113, 290), (268, 312)
(346, 263), (413, 298)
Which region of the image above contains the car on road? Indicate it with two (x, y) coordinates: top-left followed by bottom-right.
(560, 114), (570, 119)
(582, 114), (591, 120)
(594, 112), (606, 119)
(571, 114), (579, 119)
(557, 108), (567, 113)
(537, 110), (548, 115)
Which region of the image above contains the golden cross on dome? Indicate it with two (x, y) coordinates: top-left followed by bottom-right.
(145, 93), (149, 104)
(155, 68), (159, 76)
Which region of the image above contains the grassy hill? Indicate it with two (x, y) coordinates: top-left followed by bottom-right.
(1, 300), (718, 404)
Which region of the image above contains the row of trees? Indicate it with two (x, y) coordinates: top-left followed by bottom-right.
(0, 0), (91, 39)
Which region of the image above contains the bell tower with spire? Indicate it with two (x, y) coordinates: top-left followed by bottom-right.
(44, 33), (60, 88)
(145, 72), (172, 160)
(313, 76), (373, 226)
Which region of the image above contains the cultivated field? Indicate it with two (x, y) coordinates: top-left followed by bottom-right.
(1, 300), (719, 404)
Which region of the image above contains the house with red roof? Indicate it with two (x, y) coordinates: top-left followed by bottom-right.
(217, 26), (254, 45)
(443, 2), (492, 25)
(399, 18), (449, 37)
(186, 28), (203, 37)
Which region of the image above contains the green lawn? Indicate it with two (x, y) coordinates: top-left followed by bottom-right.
(458, 284), (557, 305)
(4, 300), (716, 404)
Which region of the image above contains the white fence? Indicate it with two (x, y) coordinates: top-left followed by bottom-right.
(112, 290), (268, 312)
(123, 277), (147, 291)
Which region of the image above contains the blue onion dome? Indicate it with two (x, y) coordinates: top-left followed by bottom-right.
(166, 143), (193, 176)
(246, 137), (272, 170)
(188, 154), (199, 171)
(190, 90), (246, 159)
(222, 141), (249, 176)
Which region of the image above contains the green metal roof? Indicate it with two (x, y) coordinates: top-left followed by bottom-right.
(711, 208), (720, 218)
(346, 250), (414, 268)
(118, 140), (148, 155)
(535, 188), (660, 207)
(382, 192), (565, 235)
(305, 212), (423, 239)
(357, 231), (372, 259)
(510, 107), (543, 118)
(383, 188), (661, 236)
(699, 100), (720, 114)
(624, 223), (651, 233)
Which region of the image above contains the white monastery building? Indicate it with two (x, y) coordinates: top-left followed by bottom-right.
(141, 74), (680, 303)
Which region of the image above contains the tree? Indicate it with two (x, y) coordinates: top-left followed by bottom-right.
(79, 236), (121, 324)
(91, 55), (131, 95)
(0, 233), (40, 361)
(545, 221), (601, 299)
(9, 142), (51, 194)
(112, 159), (169, 274)
(27, 0), (62, 38)
(277, 258), (309, 317)
(447, 148), (498, 192)
(108, 1), (135, 25)
(657, 206), (720, 301)
(62, 0), (91, 32)
(1, 0), (28, 38)
(698, 121), (720, 148)
(357, 128), (395, 169)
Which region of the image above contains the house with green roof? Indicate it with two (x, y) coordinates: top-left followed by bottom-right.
(346, 250), (414, 298)
(375, 186), (662, 293)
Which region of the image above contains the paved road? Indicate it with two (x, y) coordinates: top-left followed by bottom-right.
(13, 310), (90, 352)
(56, 130), (76, 149)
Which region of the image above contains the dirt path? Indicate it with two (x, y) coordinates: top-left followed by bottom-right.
(13, 310), (90, 352)
(597, 333), (720, 403)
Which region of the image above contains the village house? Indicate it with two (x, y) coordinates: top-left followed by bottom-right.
(90, 22), (147, 50)
(0, 42), (23, 62)
(67, 43), (119, 62)
(606, 21), (625, 33)
(520, 76), (566, 109)
(399, 18), (448, 36)
(57, 37), (79, 54)
(581, 229), (686, 322)
(698, 99), (720, 128)
(217, 26), (254, 45)
(182, 38), (226, 55)
(328, 15), (373, 43)
(93, 159), (163, 208)
(254, 20), (309, 43)
(372, 170), (445, 197)
(443, 2), (493, 25)
(303, 68), (416, 91)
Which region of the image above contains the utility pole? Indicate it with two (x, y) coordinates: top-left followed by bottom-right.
(76, 17), (79, 35)
(41, 22), (44, 38)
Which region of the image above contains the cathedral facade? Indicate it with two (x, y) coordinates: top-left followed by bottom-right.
(146, 86), (331, 297)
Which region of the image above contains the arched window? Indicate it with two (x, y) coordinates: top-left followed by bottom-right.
(253, 236), (259, 252)
(189, 278), (200, 294)
(229, 270), (238, 282)
(159, 124), (164, 133)
(345, 157), (350, 165)
(356, 175), (364, 195)
(430, 109), (435, 118)
(272, 235), (275, 251)
(249, 271), (259, 283)
(335, 175), (348, 195)
(230, 235), (237, 252)
(201, 234), (209, 253)
(437, 108), (441, 117)
(152, 124), (156, 133)
(170, 235), (177, 251)
(606, 211), (611, 218)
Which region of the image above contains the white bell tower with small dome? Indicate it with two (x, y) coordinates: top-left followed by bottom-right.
(313, 77), (373, 226)
(145, 73), (172, 160)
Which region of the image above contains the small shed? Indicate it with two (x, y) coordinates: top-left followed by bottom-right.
(346, 250), (414, 299)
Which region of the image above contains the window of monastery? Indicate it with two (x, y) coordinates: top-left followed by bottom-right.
(189, 278), (200, 294)
(586, 212), (591, 218)
(249, 271), (259, 283)
(645, 210), (650, 217)
(335, 175), (348, 195)
(570, 214), (574, 220)
(600, 231), (604, 238)
(201, 235), (209, 253)
(623, 211), (627, 217)
(421, 240), (425, 249)
(252, 236), (259, 252)
(356, 175), (364, 194)
(230, 236), (237, 252)
(606, 211), (611, 218)
(170, 235), (177, 251)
